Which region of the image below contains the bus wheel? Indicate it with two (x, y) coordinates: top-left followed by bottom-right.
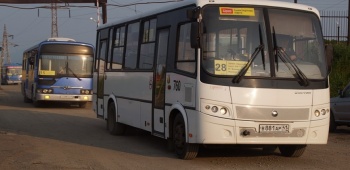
(31, 90), (42, 107)
(173, 114), (199, 160)
(23, 89), (32, 103)
(279, 145), (306, 157)
(107, 103), (126, 135)
(79, 102), (87, 108)
(329, 113), (337, 132)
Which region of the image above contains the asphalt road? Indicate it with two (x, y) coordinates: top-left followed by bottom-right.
(0, 84), (349, 170)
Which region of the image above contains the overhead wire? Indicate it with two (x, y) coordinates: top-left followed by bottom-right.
(0, 0), (182, 9)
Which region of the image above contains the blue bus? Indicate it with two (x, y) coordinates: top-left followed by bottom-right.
(21, 37), (94, 107)
(0, 63), (22, 85)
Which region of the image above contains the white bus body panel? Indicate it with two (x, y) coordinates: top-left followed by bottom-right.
(104, 72), (153, 131)
(154, 109), (164, 133)
(141, 102), (152, 132)
(117, 98), (141, 128)
(165, 73), (196, 108)
(229, 87), (313, 106)
(104, 72), (152, 100)
(92, 72), (99, 115)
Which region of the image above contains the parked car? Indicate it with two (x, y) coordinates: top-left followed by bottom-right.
(330, 82), (350, 132)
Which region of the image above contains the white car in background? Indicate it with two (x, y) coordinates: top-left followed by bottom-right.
(330, 82), (350, 132)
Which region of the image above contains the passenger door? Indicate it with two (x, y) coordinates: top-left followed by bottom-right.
(96, 39), (107, 117)
(152, 28), (169, 136)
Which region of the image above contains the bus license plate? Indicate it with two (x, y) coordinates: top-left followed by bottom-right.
(60, 95), (74, 99)
(259, 124), (289, 133)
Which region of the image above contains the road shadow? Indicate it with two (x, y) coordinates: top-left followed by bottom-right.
(0, 84), (280, 159)
(197, 145), (279, 158)
(0, 84), (92, 109)
(330, 127), (350, 134)
(0, 106), (278, 159)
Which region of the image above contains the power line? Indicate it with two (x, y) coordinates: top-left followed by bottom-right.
(0, 0), (182, 9)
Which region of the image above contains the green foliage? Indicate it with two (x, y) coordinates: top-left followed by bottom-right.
(329, 43), (350, 97)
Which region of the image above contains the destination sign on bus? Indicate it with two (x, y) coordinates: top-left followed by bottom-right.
(214, 60), (251, 76)
(219, 7), (255, 16)
(39, 70), (56, 75)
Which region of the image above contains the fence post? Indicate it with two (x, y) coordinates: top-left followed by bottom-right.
(348, 0), (350, 45)
(338, 23), (340, 44)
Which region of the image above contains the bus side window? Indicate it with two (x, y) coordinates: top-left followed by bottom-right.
(139, 19), (156, 69)
(125, 22), (140, 69)
(112, 26), (125, 70)
(176, 23), (196, 74)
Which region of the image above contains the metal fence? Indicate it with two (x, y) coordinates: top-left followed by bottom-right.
(320, 11), (348, 42)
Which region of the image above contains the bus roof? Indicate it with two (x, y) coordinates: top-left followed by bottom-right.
(99, 0), (319, 30)
(46, 37), (76, 42)
(23, 38), (94, 53)
(2, 63), (22, 67)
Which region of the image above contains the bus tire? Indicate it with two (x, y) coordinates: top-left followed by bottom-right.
(31, 89), (42, 107)
(23, 88), (32, 103)
(23, 95), (32, 103)
(329, 113), (337, 132)
(107, 103), (126, 135)
(173, 114), (199, 160)
(279, 144), (306, 157)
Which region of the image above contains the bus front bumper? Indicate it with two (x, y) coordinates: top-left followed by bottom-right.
(192, 112), (329, 145)
(7, 80), (21, 84)
(36, 94), (92, 102)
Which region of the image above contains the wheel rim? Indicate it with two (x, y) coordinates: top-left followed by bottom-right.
(174, 121), (185, 152)
(108, 105), (115, 131)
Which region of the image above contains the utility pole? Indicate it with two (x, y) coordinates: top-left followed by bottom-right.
(1, 24), (10, 65)
(51, 1), (58, 37)
(0, 24), (8, 87)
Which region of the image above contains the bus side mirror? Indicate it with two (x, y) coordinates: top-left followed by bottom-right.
(191, 22), (200, 48)
(187, 6), (201, 20)
(325, 44), (333, 74)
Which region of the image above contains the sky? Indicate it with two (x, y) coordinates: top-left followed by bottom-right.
(0, 0), (348, 64)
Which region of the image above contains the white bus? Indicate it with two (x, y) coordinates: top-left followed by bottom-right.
(93, 0), (333, 159)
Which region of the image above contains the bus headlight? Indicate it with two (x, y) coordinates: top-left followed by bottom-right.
(314, 110), (320, 117)
(81, 89), (92, 95)
(211, 106), (218, 113)
(202, 100), (232, 118)
(312, 105), (330, 120)
(37, 88), (53, 94)
(220, 108), (228, 115)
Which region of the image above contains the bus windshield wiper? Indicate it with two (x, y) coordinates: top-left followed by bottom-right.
(272, 27), (309, 86)
(233, 25), (265, 83)
(65, 62), (82, 81)
(275, 48), (309, 86)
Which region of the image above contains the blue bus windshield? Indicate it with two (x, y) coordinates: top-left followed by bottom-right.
(39, 54), (93, 77)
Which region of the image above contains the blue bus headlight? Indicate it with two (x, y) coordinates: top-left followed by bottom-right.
(80, 89), (92, 95)
(37, 88), (53, 94)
